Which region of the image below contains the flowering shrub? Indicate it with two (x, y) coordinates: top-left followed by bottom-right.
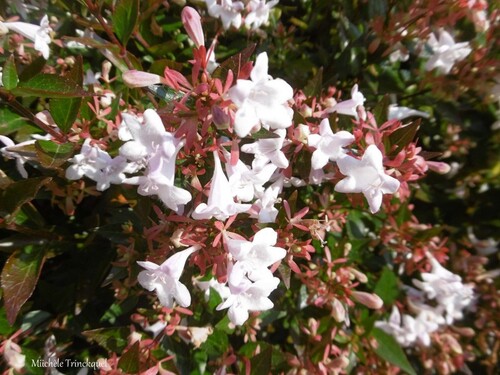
(0, 0), (499, 374)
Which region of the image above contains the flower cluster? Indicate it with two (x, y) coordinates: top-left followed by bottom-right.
(0, 1), (496, 374)
(376, 254), (475, 347)
(203, 0), (278, 30)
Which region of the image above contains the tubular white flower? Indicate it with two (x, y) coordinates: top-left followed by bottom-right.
(204, 0), (245, 30)
(225, 228), (286, 281)
(119, 109), (192, 212)
(228, 52), (293, 138)
(424, 29), (471, 74)
(217, 262), (279, 325)
(335, 145), (400, 213)
(245, 0), (279, 30)
(137, 245), (201, 308)
(2, 15), (52, 59)
(326, 84), (365, 118)
(192, 151), (251, 221)
(307, 118), (355, 170)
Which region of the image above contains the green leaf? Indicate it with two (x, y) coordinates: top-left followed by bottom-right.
(82, 327), (130, 353)
(0, 105), (33, 134)
(18, 56), (46, 82)
(371, 328), (417, 375)
(201, 329), (229, 359)
(118, 341), (140, 373)
(374, 268), (399, 305)
(250, 345), (273, 375)
(386, 119), (420, 156)
(249, 127), (281, 139)
(34, 140), (74, 168)
(2, 55), (19, 90)
(1, 246), (46, 325)
(12, 74), (91, 98)
(50, 56), (84, 133)
(373, 94), (390, 125)
(112, 0), (139, 45)
(50, 97), (82, 133)
(303, 67), (323, 97)
(0, 177), (52, 218)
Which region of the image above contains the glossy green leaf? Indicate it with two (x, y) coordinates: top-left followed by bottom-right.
(0, 177), (52, 217)
(250, 345), (273, 375)
(35, 140), (74, 168)
(0, 105), (32, 134)
(13, 74), (91, 98)
(118, 341), (140, 373)
(18, 56), (46, 82)
(112, 0), (139, 45)
(371, 327), (417, 375)
(82, 327), (130, 353)
(1, 246), (46, 325)
(374, 268), (399, 305)
(50, 56), (84, 133)
(373, 94), (390, 125)
(2, 55), (19, 90)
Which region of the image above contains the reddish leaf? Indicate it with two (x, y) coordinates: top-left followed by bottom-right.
(386, 119), (420, 156)
(1, 246), (45, 325)
(212, 44), (256, 80)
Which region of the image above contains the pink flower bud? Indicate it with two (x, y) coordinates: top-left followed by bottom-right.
(182, 6), (204, 48)
(351, 291), (383, 309)
(331, 298), (346, 322)
(427, 160), (451, 174)
(122, 70), (162, 88)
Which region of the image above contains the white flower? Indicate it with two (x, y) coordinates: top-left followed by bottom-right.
(250, 176), (284, 223)
(205, 0), (245, 30)
(307, 118), (355, 170)
(388, 105), (430, 120)
(137, 245), (201, 308)
(228, 52), (294, 138)
(223, 149), (276, 202)
(375, 306), (438, 347)
(217, 262), (279, 325)
(241, 128), (289, 170)
(2, 15), (52, 59)
(0, 135), (34, 178)
(66, 139), (130, 191)
(245, 0), (279, 30)
(193, 277), (231, 301)
(326, 84), (365, 118)
(424, 29), (471, 74)
(192, 151), (251, 221)
(83, 69), (101, 86)
(335, 145), (400, 213)
(225, 228), (286, 281)
(119, 110), (192, 212)
(412, 255), (475, 324)
(3, 339), (25, 371)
